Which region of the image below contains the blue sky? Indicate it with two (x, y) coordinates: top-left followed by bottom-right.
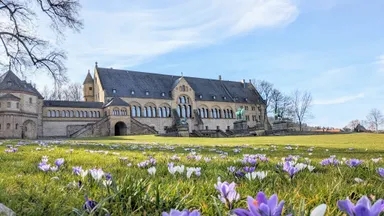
(32, 0), (384, 128)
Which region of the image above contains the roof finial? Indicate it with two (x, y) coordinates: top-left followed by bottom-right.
(181, 72), (183, 77)
(88, 69), (90, 73)
(95, 61), (98, 68)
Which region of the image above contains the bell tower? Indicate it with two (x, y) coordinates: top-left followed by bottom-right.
(83, 69), (94, 102)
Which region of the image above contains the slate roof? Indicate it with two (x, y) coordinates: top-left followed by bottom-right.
(104, 97), (130, 107)
(0, 71), (43, 98)
(96, 67), (265, 104)
(43, 100), (103, 108)
(83, 71), (94, 84)
(0, 93), (21, 100)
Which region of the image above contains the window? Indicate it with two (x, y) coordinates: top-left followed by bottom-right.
(0, 102), (1, 107)
(161, 92), (165, 97)
(15, 124), (18, 130)
(246, 115), (250, 121)
(199, 95), (203, 99)
(0, 124), (1, 130)
(245, 98), (248, 102)
(245, 106), (248, 110)
(7, 102), (10, 108)
(112, 89), (117, 94)
(131, 90), (135, 95)
(7, 81), (12, 86)
(223, 96), (227, 100)
(212, 95), (216, 100)
(6, 123), (10, 129)
(56, 110), (59, 117)
(47, 111), (51, 117)
(75, 111), (79, 117)
(16, 102), (19, 108)
(89, 87), (92, 91)
(61, 111), (65, 117)
(29, 97), (32, 104)
(252, 106), (256, 111)
(145, 91), (149, 96)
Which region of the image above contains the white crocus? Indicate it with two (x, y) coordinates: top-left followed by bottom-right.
(89, 168), (104, 181)
(295, 163), (307, 171)
(186, 167), (194, 178)
(147, 167), (156, 176)
(80, 170), (88, 179)
(307, 165), (315, 172)
(310, 204), (326, 216)
(245, 171), (268, 181)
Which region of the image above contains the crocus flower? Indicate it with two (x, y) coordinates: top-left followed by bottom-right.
(83, 195), (98, 213)
(55, 158), (64, 167)
(228, 166), (236, 173)
(42, 156), (48, 163)
(214, 178), (240, 208)
(377, 168), (384, 178)
(105, 173), (112, 181)
(162, 209), (200, 216)
(345, 159), (363, 168)
(72, 166), (83, 175)
(243, 166), (256, 173)
(337, 196), (384, 216)
(233, 192), (285, 216)
(148, 167), (156, 176)
(38, 164), (50, 172)
(310, 204), (327, 216)
(50, 166), (58, 172)
(89, 168), (104, 181)
(283, 162), (299, 178)
(245, 171), (268, 181)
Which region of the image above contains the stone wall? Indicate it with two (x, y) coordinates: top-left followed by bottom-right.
(42, 119), (98, 137)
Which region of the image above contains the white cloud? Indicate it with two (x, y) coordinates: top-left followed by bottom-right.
(29, 0), (298, 86)
(313, 93), (365, 105)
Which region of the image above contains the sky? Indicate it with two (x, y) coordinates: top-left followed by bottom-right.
(17, 0), (384, 128)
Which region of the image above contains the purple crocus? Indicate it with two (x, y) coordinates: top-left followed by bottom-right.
(243, 166), (256, 173)
(283, 162), (299, 178)
(38, 163), (50, 172)
(233, 192), (285, 216)
(162, 209), (200, 216)
(235, 170), (245, 178)
(337, 196), (384, 216)
(228, 166), (236, 173)
(105, 172), (112, 181)
(55, 158), (65, 168)
(83, 195), (98, 213)
(215, 179), (240, 208)
(72, 166), (83, 175)
(345, 159), (363, 168)
(377, 168), (384, 178)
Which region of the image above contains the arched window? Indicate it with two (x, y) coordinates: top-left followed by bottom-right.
(80, 111), (83, 117)
(55, 110), (59, 117)
(97, 111), (100, 117)
(61, 111), (65, 117)
(47, 110), (51, 117)
(187, 105), (191, 118)
(137, 106), (141, 117)
(143, 107), (147, 117)
(217, 109), (221, 119)
(84, 111), (87, 118)
(70, 110), (74, 117)
(132, 106), (136, 117)
(75, 111), (79, 117)
(158, 107), (163, 118)
(177, 105), (181, 117)
(52, 111), (56, 117)
(230, 110), (234, 118)
(182, 105), (186, 118)
(66, 110), (70, 117)
(90, 111), (94, 117)
(152, 107), (156, 117)
(147, 106), (152, 117)
(223, 110), (227, 118)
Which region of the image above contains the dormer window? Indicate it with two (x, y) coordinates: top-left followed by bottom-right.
(199, 95), (203, 99)
(245, 98), (248, 102)
(112, 89), (117, 94)
(7, 81), (12, 86)
(212, 95), (216, 100)
(223, 96), (227, 100)
(161, 92), (165, 97)
(131, 90), (135, 95)
(145, 91), (149, 96)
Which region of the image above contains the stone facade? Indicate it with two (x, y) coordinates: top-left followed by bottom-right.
(0, 65), (267, 139)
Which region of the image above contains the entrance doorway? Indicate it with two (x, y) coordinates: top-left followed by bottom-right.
(114, 122), (127, 136)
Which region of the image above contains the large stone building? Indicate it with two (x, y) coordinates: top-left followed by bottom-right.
(0, 64), (267, 138)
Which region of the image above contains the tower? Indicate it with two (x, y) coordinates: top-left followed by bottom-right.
(83, 70), (94, 102)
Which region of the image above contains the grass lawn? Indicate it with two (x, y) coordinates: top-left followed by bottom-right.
(0, 133), (384, 215)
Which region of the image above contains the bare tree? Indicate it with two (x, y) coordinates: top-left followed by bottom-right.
(252, 80), (274, 110)
(0, 0), (83, 84)
(366, 109), (384, 132)
(346, 120), (360, 130)
(65, 82), (82, 101)
(291, 90), (313, 131)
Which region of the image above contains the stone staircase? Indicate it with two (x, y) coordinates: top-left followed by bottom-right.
(69, 117), (109, 138)
(130, 118), (158, 135)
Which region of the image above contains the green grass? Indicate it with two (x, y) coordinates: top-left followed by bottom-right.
(0, 133), (384, 215)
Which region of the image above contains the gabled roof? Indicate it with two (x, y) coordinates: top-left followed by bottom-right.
(0, 93), (20, 101)
(0, 70), (43, 98)
(43, 100), (103, 108)
(96, 67), (264, 104)
(83, 71), (94, 84)
(103, 97), (129, 107)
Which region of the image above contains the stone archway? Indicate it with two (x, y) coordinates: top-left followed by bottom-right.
(22, 120), (37, 139)
(114, 121), (127, 136)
